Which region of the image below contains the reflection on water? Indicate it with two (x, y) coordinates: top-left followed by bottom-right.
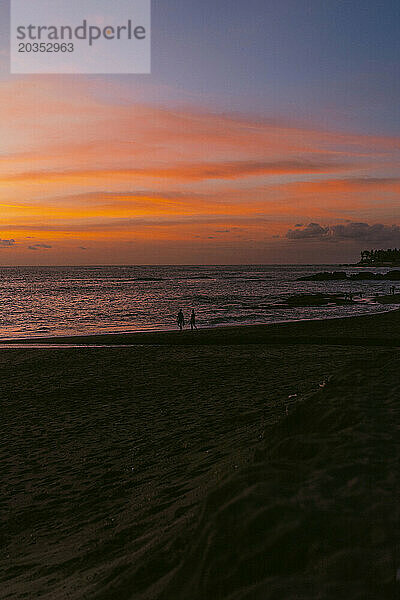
(0, 264), (396, 339)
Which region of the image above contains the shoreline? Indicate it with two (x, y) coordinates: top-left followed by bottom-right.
(1, 307), (400, 347)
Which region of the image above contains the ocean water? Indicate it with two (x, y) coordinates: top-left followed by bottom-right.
(0, 264), (397, 339)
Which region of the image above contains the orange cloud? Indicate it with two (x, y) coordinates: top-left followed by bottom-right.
(1, 77), (400, 262)
(0, 159), (359, 186)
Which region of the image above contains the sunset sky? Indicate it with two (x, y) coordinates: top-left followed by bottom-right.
(0, 0), (399, 264)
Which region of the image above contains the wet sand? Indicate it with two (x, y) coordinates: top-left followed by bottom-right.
(2, 307), (400, 347)
(1, 310), (400, 599)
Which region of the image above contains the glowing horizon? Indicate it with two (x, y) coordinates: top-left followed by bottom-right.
(1, 1), (399, 264)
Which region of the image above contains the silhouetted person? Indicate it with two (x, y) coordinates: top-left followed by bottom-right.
(177, 309), (185, 331)
(190, 309), (197, 331)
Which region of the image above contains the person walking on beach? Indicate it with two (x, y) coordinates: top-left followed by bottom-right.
(190, 309), (197, 331)
(177, 309), (185, 331)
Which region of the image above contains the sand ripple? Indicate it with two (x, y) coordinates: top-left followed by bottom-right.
(160, 355), (400, 599)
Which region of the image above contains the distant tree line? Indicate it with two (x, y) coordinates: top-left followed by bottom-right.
(359, 248), (400, 264)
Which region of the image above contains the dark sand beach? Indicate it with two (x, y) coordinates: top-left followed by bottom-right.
(1, 310), (400, 599)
